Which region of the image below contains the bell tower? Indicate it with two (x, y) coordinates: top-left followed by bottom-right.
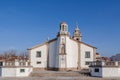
(73, 24), (82, 41)
(57, 22), (69, 71)
(57, 22), (69, 37)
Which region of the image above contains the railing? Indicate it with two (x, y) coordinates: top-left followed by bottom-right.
(90, 61), (102, 66)
(0, 60), (31, 67)
(105, 62), (115, 66)
(90, 61), (120, 67)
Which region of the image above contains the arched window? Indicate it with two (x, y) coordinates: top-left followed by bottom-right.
(64, 26), (67, 31)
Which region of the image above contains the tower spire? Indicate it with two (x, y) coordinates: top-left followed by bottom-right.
(73, 23), (82, 41)
(76, 22), (79, 30)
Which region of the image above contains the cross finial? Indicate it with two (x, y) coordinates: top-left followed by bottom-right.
(47, 37), (49, 41)
(76, 22), (79, 30)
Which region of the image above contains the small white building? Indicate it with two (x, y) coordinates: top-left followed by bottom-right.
(90, 61), (120, 78)
(28, 22), (97, 71)
(0, 60), (33, 77)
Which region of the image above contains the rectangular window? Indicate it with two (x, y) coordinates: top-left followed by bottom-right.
(37, 61), (41, 64)
(85, 51), (90, 58)
(85, 61), (91, 65)
(0, 62), (3, 66)
(36, 51), (41, 57)
(94, 68), (99, 72)
(20, 69), (25, 73)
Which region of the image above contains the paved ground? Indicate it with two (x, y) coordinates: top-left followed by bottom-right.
(0, 77), (120, 80)
(0, 71), (120, 80)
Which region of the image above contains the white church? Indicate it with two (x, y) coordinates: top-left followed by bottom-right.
(28, 22), (97, 71)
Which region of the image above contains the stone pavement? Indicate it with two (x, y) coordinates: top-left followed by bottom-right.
(0, 77), (120, 80)
(0, 71), (120, 80)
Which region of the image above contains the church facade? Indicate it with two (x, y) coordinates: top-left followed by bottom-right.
(28, 22), (97, 71)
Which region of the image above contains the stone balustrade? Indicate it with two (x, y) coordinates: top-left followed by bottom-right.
(90, 61), (120, 67)
(1, 60), (31, 67)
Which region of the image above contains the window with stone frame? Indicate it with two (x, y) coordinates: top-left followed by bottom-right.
(94, 68), (99, 72)
(0, 62), (3, 66)
(20, 69), (25, 73)
(36, 61), (41, 64)
(36, 51), (41, 57)
(85, 51), (90, 58)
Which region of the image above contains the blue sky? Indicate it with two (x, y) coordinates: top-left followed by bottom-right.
(0, 0), (120, 57)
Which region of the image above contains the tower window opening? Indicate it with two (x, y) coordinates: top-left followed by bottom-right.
(76, 38), (79, 41)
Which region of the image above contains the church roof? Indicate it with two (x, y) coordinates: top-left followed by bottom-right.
(27, 38), (57, 50)
(28, 37), (97, 50)
(81, 41), (97, 49)
(70, 38), (97, 49)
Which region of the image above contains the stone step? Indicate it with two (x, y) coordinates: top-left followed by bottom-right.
(30, 71), (86, 77)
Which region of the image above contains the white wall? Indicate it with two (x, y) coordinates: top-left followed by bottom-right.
(90, 67), (120, 78)
(81, 43), (94, 68)
(102, 67), (120, 77)
(16, 67), (33, 77)
(59, 55), (67, 68)
(54, 36), (79, 69)
(30, 44), (47, 68)
(1, 67), (32, 77)
(66, 37), (78, 68)
(0, 68), (1, 76)
(1, 68), (16, 77)
(49, 40), (57, 68)
(55, 38), (60, 68)
(56, 36), (95, 69)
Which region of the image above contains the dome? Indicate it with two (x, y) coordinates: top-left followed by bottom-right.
(60, 22), (68, 27)
(61, 22), (67, 24)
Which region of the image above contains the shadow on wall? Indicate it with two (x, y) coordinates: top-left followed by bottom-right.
(0, 68), (2, 76)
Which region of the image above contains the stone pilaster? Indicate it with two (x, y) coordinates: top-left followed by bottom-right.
(77, 42), (81, 70)
(46, 42), (49, 69)
(93, 48), (96, 61)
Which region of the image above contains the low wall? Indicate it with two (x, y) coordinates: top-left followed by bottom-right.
(102, 67), (120, 77)
(0, 66), (33, 77)
(90, 67), (120, 78)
